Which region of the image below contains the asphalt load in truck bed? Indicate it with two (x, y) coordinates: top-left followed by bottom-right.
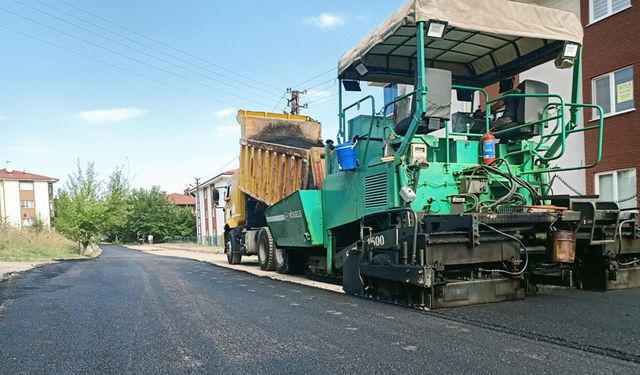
(262, 137), (323, 149)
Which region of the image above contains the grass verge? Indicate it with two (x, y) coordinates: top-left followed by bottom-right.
(0, 227), (99, 262)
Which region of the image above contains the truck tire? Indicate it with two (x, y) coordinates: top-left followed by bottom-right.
(275, 247), (290, 274)
(275, 248), (305, 274)
(258, 228), (276, 271)
(225, 229), (242, 265)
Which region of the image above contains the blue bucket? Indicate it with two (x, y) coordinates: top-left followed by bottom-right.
(335, 141), (358, 171)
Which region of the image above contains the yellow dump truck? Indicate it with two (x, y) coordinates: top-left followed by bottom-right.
(224, 110), (324, 270)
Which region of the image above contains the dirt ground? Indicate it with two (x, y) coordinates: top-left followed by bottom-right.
(0, 261), (52, 281)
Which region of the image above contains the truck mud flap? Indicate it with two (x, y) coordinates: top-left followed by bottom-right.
(342, 248), (364, 295)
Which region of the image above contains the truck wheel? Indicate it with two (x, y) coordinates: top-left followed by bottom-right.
(225, 230), (242, 265)
(258, 228), (276, 271)
(275, 247), (290, 274)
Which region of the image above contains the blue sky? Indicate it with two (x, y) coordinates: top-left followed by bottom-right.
(0, 0), (404, 193)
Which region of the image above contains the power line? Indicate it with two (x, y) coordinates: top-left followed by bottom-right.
(0, 6), (275, 108)
(0, 7), (270, 107)
(23, 0), (283, 100)
(306, 77), (336, 92)
(0, 24), (236, 107)
(306, 92), (338, 105)
(52, 0), (283, 93)
(271, 91), (288, 113)
(293, 67), (335, 88)
(197, 156), (239, 182)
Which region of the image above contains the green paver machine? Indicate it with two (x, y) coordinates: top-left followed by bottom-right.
(258, 0), (640, 308)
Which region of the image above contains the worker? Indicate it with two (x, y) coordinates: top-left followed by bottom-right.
(490, 77), (520, 126)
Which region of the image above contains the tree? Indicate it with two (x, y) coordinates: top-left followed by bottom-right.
(103, 166), (132, 242)
(54, 161), (106, 254)
(171, 205), (197, 238)
(124, 186), (175, 243)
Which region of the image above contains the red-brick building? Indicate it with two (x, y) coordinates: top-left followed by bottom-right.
(582, 0), (638, 208)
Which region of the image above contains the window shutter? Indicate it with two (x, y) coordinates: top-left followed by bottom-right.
(592, 0), (609, 20)
(612, 0), (630, 13)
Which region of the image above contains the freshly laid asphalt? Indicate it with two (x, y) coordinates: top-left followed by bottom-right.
(0, 245), (639, 374)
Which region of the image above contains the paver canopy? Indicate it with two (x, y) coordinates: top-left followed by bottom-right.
(338, 0), (583, 87)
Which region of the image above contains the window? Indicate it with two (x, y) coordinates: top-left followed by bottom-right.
(596, 168), (637, 209)
(20, 200), (34, 208)
(22, 218), (33, 227)
(19, 181), (34, 191)
(592, 66), (634, 118)
(590, 0), (631, 23)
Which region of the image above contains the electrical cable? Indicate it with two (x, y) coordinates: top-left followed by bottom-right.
(271, 91), (288, 113)
(0, 24), (236, 107)
(478, 223), (529, 276)
(306, 78), (336, 92)
(14, 0), (283, 103)
(52, 0), (283, 93)
(293, 67), (335, 88)
(307, 92), (338, 105)
(0, 6), (276, 108)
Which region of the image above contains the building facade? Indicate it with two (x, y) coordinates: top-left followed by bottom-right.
(191, 170), (235, 245)
(0, 168), (58, 227)
(581, 0), (637, 208)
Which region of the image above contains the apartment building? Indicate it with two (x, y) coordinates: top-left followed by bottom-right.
(581, 0), (638, 208)
(0, 167), (58, 227)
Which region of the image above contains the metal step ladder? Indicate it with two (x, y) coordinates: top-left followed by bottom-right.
(572, 201), (619, 245)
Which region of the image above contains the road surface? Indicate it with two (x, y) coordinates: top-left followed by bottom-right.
(0, 244), (638, 374)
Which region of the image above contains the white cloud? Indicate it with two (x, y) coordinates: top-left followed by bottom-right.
(0, 115), (7, 121)
(214, 107), (236, 118)
(303, 13), (347, 31)
(212, 125), (239, 138)
(76, 107), (146, 123)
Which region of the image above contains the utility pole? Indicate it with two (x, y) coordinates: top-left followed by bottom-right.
(194, 177), (201, 244)
(286, 88), (308, 115)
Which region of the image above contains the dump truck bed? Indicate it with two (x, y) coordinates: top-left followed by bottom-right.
(236, 110), (325, 206)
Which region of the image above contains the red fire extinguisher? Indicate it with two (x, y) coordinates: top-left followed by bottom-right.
(482, 131), (496, 165)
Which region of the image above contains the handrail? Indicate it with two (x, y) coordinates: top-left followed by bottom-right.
(338, 95), (376, 168)
(451, 85), (491, 134)
(500, 102), (563, 160)
(519, 103), (604, 175)
(338, 95), (376, 143)
(339, 95), (376, 140)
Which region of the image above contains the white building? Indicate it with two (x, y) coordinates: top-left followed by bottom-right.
(191, 170), (235, 245)
(517, 0), (585, 195)
(0, 168), (58, 227)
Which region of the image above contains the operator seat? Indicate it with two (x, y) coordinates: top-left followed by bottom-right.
(494, 79), (549, 141)
(394, 68), (452, 136)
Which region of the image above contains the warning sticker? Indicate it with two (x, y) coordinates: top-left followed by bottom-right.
(617, 81), (633, 103)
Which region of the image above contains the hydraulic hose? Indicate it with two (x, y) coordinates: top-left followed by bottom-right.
(477, 223), (529, 276)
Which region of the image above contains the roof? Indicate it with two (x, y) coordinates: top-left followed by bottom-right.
(167, 193), (196, 206)
(0, 168), (58, 182)
(338, 0), (583, 87)
(188, 169), (237, 194)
